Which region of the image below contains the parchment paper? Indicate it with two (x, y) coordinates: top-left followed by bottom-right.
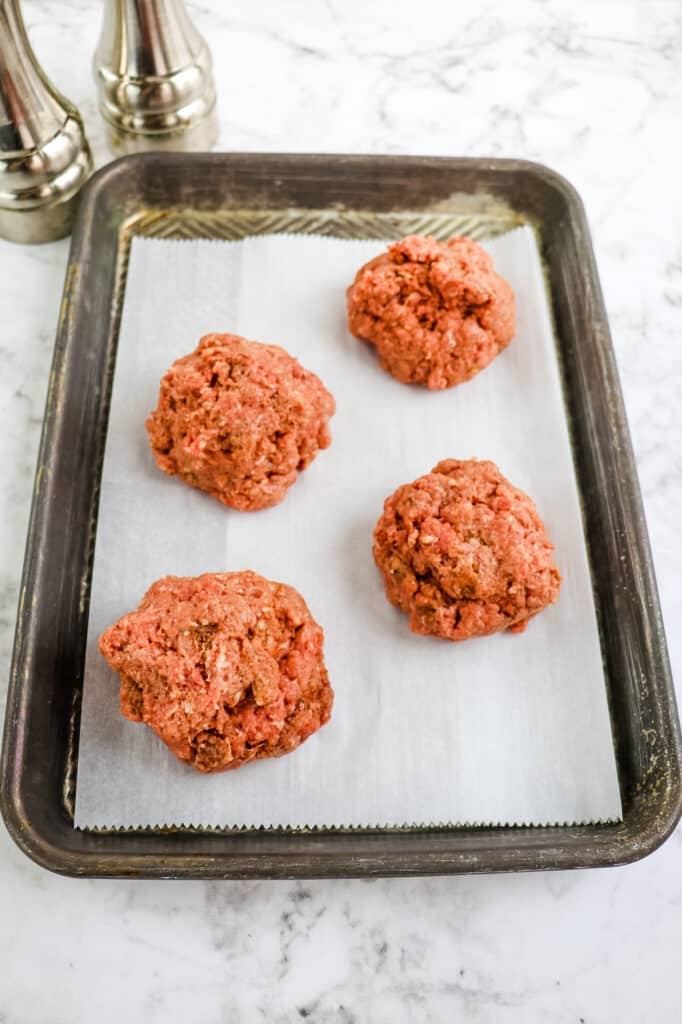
(74, 226), (622, 828)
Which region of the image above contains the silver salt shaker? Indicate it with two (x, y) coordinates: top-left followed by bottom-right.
(94, 0), (218, 154)
(0, 0), (93, 243)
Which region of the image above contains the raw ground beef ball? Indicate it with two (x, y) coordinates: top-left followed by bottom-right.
(146, 333), (335, 511)
(346, 235), (515, 389)
(98, 571), (333, 773)
(373, 459), (561, 641)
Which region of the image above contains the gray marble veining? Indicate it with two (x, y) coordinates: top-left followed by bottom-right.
(1, 0), (681, 1020)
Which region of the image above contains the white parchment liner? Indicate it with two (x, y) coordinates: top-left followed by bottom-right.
(74, 227), (622, 828)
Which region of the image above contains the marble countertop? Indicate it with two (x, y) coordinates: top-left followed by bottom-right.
(1, 0), (681, 1020)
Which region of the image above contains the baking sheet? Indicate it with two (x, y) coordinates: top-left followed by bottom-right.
(74, 226), (622, 829)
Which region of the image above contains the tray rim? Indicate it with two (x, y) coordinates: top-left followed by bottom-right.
(2, 151), (681, 878)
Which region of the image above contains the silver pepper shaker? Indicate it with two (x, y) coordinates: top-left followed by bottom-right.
(0, 0), (93, 244)
(94, 0), (218, 154)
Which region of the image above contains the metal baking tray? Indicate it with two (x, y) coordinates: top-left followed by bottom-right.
(2, 153), (680, 878)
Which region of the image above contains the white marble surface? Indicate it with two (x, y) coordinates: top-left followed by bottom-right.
(1, 0), (681, 1019)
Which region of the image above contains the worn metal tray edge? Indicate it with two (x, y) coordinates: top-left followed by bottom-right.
(2, 153), (681, 879)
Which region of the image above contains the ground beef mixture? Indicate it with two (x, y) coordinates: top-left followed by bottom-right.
(347, 235), (515, 389)
(373, 459), (561, 640)
(99, 571), (333, 773)
(146, 333), (335, 511)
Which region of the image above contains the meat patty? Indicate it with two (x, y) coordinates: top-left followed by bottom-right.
(373, 459), (561, 640)
(147, 333), (335, 511)
(99, 571), (333, 773)
(347, 235), (515, 389)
